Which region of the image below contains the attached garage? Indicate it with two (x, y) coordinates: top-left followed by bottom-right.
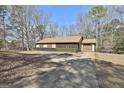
(82, 39), (96, 52)
(82, 44), (92, 52)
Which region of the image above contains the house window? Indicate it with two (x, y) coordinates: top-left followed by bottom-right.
(43, 44), (48, 48)
(56, 44), (78, 49)
(36, 45), (40, 48)
(47, 44), (52, 48)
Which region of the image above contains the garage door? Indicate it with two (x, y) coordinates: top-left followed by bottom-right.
(82, 44), (92, 52)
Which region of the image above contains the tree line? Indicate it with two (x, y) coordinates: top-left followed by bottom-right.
(0, 5), (124, 53)
(64, 5), (124, 53)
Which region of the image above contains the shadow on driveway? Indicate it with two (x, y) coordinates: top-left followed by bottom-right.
(0, 53), (98, 88)
(1, 52), (123, 88)
(95, 60), (124, 88)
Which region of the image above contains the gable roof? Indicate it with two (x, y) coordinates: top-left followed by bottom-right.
(82, 39), (96, 44)
(36, 36), (82, 44)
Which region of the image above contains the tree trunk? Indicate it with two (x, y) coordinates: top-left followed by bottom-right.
(96, 23), (99, 51)
(40, 31), (44, 40)
(32, 30), (36, 50)
(3, 15), (7, 50)
(26, 32), (30, 51)
(111, 30), (114, 48)
(25, 27), (30, 51)
(21, 29), (24, 50)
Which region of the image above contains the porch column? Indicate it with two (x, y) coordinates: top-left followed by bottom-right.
(81, 44), (83, 52)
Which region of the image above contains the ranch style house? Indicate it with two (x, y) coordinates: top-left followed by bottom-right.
(35, 36), (96, 52)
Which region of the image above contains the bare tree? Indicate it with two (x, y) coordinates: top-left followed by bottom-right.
(0, 5), (8, 50)
(89, 5), (107, 51)
(10, 6), (25, 50)
(10, 5), (49, 51)
(33, 9), (50, 40)
(76, 13), (95, 38)
(48, 23), (58, 37)
(59, 26), (68, 37)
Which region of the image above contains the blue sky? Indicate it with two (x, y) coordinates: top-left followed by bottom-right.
(39, 5), (93, 26)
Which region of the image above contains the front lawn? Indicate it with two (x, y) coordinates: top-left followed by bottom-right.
(95, 52), (124, 65)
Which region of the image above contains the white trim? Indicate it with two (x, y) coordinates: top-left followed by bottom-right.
(92, 44), (95, 52)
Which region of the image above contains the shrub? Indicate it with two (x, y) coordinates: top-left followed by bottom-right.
(113, 38), (124, 54)
(0, 39), (4, 49)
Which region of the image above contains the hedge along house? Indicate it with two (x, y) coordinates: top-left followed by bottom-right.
(36, 36), (96, 52)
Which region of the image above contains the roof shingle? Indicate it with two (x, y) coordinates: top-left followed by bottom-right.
(36, 36), (82, 44)
(82, 39), (96, 44)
